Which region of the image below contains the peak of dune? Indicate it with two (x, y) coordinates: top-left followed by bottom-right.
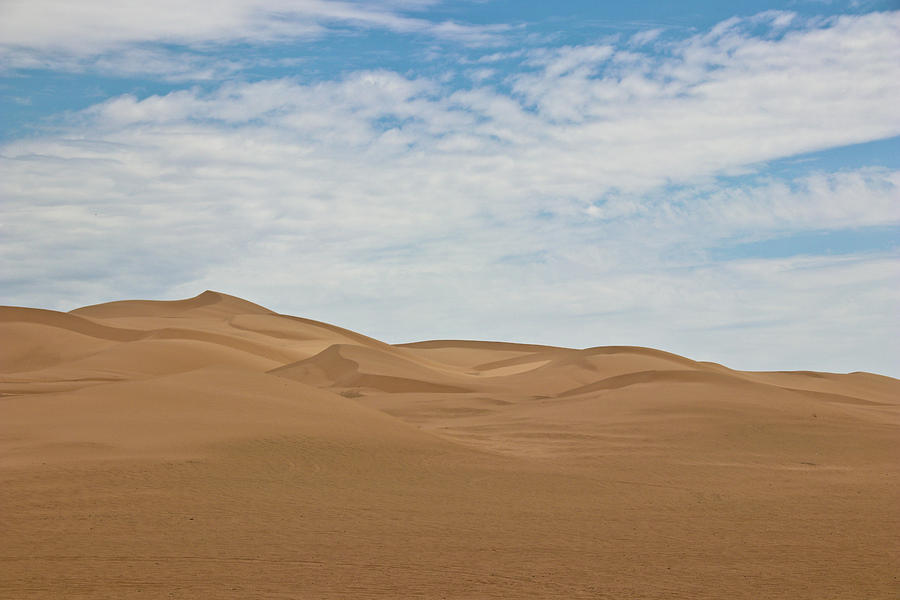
(271, 343), (473, 393)
(70, 290), (275, 318)
(3, 292), (899, 599)
(397, 339), (568, 353)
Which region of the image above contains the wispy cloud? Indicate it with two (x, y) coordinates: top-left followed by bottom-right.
(1, 46), (246, 81)
(628, 28), (665, 46)
(0, 0), (509, 75)
(42, 11), (898, 197)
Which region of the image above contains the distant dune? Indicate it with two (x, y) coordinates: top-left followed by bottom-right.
(2, 291), (898, 599)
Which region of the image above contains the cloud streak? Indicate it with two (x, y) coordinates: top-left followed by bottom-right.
(58, 11), (900, 199)
(0, 0), (508, 74)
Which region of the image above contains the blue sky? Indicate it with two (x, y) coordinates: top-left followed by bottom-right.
(1, 0), (899, 376)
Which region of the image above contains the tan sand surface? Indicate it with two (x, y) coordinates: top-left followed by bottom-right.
(2, 291), (898, 598)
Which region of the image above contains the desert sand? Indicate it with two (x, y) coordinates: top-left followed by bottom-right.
(1, 291), (898, 598)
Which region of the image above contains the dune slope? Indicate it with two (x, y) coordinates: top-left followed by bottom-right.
(2, 292), (898, 599)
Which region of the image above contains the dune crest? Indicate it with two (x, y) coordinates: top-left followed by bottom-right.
(70, 289), (276, 319)
(2, 292), (898, 599)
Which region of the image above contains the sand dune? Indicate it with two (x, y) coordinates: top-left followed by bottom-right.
(271, 343), (478, 393)
(70, 289), (276, 319)
(2, 292), (898, 599)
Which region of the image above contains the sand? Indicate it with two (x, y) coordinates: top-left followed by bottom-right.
(1, 291), (898, 598)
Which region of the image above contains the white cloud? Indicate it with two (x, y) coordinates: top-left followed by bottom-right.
(0, 0), (508, 74)
(52, 12), (900, 197)
(586, 169), (900, 237)
(474, 50), (526, 63)
(525, 45), (616, 78)
(466, 68), (495, 82)
(2, 11), (899, 375)
(628, 28), (664, 46)
(1, 46), (245, 81)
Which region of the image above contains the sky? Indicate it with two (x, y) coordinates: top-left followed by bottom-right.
(1, 0), (899, 376)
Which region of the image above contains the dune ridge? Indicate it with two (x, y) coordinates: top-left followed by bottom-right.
(70, 290), (275, 318)
(2, 292), (898, 599)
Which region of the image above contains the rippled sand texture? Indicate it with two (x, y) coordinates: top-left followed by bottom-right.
(2, 291), (898, 598)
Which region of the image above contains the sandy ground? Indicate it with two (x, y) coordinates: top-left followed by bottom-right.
(2, 291), (898, 598)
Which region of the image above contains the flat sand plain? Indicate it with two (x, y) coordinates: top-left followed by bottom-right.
(2, 291), (898, 598)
